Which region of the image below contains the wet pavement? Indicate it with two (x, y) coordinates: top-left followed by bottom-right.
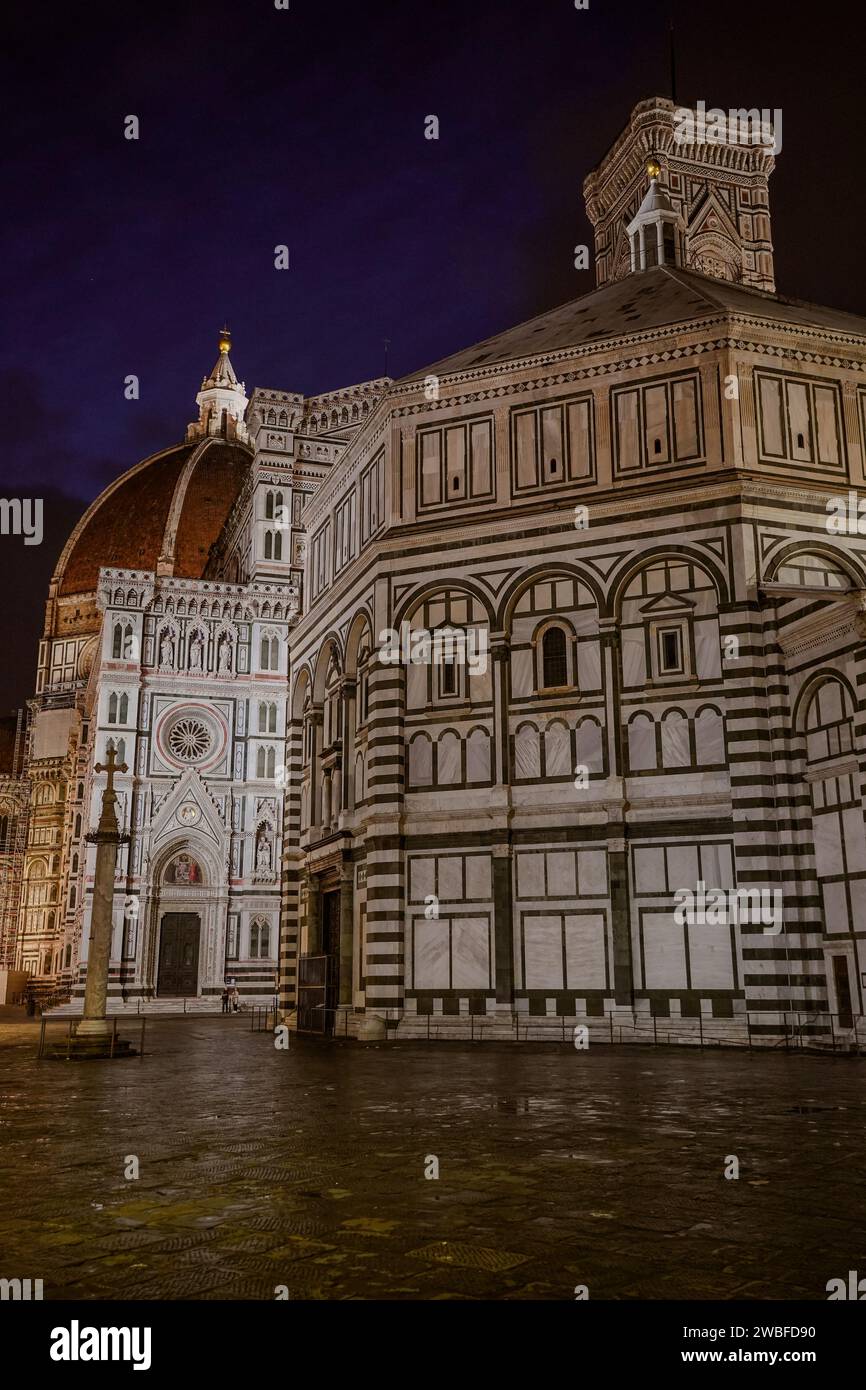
(0, 1015), (864, 1300)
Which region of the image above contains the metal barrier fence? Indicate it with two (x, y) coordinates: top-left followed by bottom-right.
(401, 1010), (866, 1050)
(36, 1015), (147, 1060)
(292, 1008), (866, 1051)
(29, 1007), (865, 1056)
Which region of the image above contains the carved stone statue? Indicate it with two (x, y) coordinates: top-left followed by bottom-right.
(218, 636), (232, 673)
(256, 833), (272, 874)
(189, 633), (203, 671)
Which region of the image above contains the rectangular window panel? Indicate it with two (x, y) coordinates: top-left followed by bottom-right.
(446, 427), (466, 497)
(470, 420), (493, 496)
(758, 374), (785, 455)
(451, 917), (490, 989)
(515, 412), (538, 488)
(541, 406), (564, 482)
(615, 390), (640, 471)
(523, 916), (564, 989)
(567, 399), (592, 479)
(644, 385), (669, 464)
(814, 386), (840, 466)
(564, 914), (607, 989)
(420, 432), (441, 506)
(787, 381), (812, 461)
(227, 916), (239, 960)
(672, 377), (699, 458)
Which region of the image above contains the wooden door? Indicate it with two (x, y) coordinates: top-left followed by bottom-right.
(157, 914), (201, 996)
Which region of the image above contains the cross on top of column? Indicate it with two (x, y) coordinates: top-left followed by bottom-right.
(94, 740), (128, 793)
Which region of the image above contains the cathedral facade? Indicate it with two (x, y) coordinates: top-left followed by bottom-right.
(13, 97), (866, 1041)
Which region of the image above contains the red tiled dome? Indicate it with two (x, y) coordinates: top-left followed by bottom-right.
(56, 438), (252, 597)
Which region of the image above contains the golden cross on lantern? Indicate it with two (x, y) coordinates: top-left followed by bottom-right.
(95, 740), (128, 793)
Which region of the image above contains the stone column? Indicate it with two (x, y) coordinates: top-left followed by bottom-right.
(79, 744), (129, 1038)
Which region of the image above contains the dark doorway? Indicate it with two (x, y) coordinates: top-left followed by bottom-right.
(157, 914), (201, 996)
(322, 890), (340, 959)
(297, 889), (341, 1034)
(832, 954), (854, 1030)
(321, 890), (340, 1028)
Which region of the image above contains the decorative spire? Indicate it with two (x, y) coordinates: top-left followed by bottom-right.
(186, 328), (250, 444)
(626, 159), (684, 272)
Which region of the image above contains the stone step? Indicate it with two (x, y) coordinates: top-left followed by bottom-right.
(45, 997), (229, 1018)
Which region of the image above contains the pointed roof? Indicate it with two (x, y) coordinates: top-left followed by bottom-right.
(399, 265), (866, 382)
(632, 177), (675, 220)
(201, 327), (241, 390)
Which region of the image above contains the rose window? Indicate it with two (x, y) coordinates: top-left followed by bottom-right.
(167, 717), (213, 763)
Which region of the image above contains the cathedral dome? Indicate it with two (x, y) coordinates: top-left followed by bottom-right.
(55, 436), (252, 598)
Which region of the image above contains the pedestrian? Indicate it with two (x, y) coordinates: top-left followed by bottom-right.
(221, 987), (229, 1015)
(231, 986), (240, 1014)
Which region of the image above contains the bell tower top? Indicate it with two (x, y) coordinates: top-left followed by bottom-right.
(186, 327), (250, 445)
(583, 96), (777, 293)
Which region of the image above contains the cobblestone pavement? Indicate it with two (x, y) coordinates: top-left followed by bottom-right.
(0, 1016), (864, 1300)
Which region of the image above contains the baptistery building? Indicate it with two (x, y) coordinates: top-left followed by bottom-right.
(14, 96), (866, 1043)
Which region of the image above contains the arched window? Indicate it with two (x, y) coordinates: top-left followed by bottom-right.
(47, 910), (55, 932)
(258, 701), (267, 731)
(72, 854), (78, 874)
(70, 886), (76, 908)
(119, 693), (129, 723)
(107, 693), (118, 723)
(270, 636), (279, 670)
(256, 747), (266, 778)
(695, 707), (725, 766)
(123, 624), (134, 658)
(264, 530), (273, 560)
(628, 713), (657, 772)
(260, 636), (269, 668)
(74, 813), (81, 838)
(77, 783), (84, 799)
(274, 491), (283, 513)
(116, 738), (126, 764)
(266, 747), (276, 779)
(265, 491), (274, 519)
(542, 627), (568, 688)
(250, 918), (271, 959)
(273, 531), (282, 561)
(112, 623), (123, 658)
(408, 732), (433, 787)
(544, 720), (571, 776)
(661, 710), (690, 768)
(437, 730), (462, 785)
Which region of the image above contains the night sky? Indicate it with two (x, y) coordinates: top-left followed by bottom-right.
(0, 0), (861, 713)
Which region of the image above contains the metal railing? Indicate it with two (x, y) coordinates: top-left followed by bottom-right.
(351, 1009), (866, 1051)
(36, 1015), (147, 1061)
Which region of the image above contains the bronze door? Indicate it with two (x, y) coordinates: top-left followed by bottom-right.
(157, 914), (201, 996)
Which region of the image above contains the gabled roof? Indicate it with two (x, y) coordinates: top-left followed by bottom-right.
(399, 265), (866, 382)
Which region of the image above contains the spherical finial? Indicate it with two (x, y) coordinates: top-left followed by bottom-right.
(218, 324), (231, 354)
(646, 158), (661, 181)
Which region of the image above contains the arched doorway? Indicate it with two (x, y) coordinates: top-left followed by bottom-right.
(155, 849), (206, 997)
